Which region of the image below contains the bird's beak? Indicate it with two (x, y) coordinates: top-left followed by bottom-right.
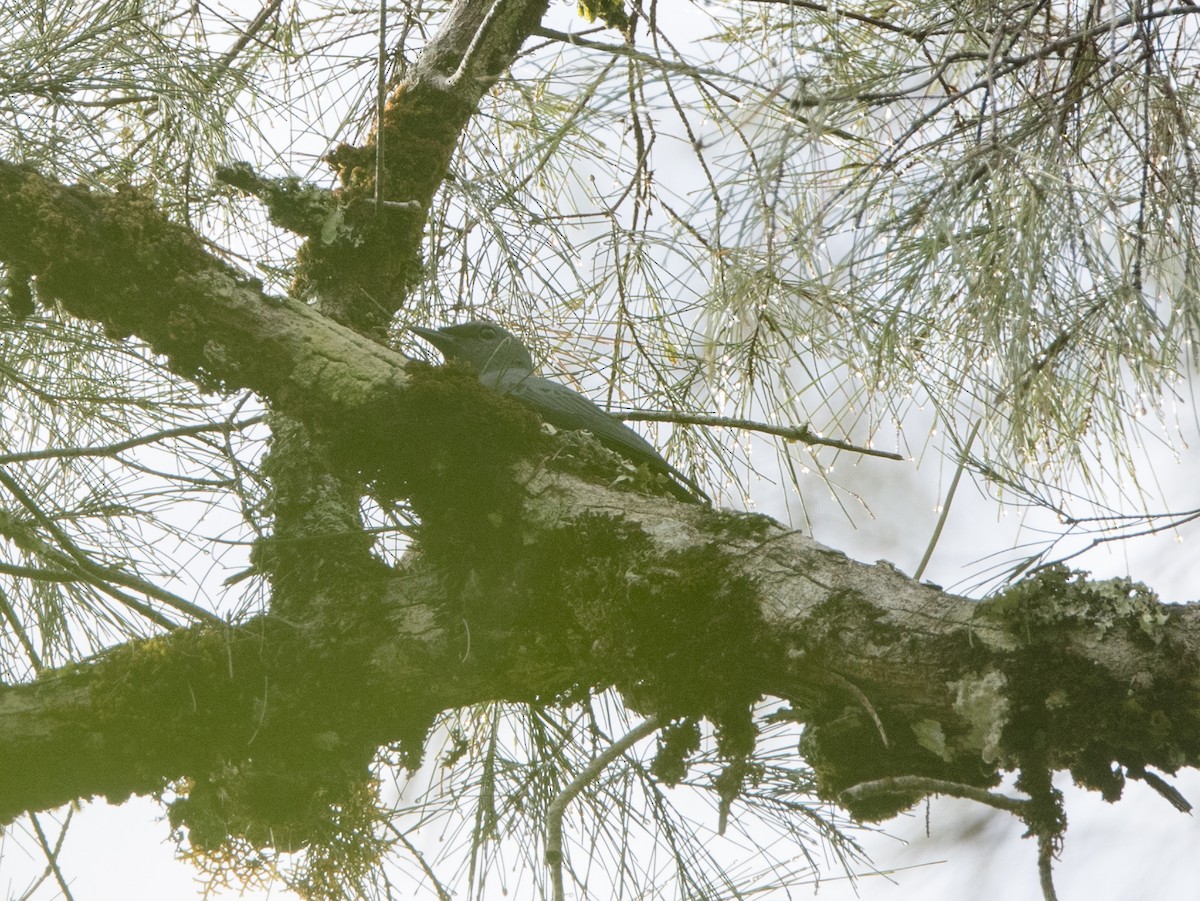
(409, 324), (452, 357)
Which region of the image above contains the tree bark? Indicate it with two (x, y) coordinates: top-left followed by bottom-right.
(0, 430), (1196, 831)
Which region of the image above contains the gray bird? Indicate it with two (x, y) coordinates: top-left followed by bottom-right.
(410, 321), (709, 504)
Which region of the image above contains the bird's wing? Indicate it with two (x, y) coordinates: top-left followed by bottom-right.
(484, 370), (710, 503)
(487, 371), (661, 461)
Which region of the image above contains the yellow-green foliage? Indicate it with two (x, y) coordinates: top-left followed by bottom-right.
(576, 0), (629, 30)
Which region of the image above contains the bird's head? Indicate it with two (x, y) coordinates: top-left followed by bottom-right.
(409, 320), (536, 374)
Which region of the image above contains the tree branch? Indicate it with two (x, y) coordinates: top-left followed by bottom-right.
(621, 410), (904, 460)
(304, 0), (553, 333)
(546, 715), (662, 901)
(1, 467), (1196, 848)
(0, 161), (414, 410)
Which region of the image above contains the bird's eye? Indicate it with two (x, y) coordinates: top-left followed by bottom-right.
(479, 327), (496, 339)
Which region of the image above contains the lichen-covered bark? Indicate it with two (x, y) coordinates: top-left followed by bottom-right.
(297, 0), (552, 335)
(0, 163), (412, 406)
(1, 462), (1197, 840)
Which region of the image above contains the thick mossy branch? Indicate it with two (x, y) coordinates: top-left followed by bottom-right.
(254, 414), (384, 614)
(500, 512), (769, 760)
(0, 162), (413, 407)
(0, 620), (277, 824)
(347, 362), (542, 544)
(216, 162), (341, 238)
(308, 86), (479, 332)
(97, 623), (386, 852)
(0, 171), (237, 387)
(2, 472), (1199, 853)
(983, 567), (1200, 801)
(0, 599), (440, 834)
(726, 560), (1200, 824)
(297, 0), (553, 334)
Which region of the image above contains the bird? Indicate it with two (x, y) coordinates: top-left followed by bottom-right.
(410, 321), (709, 504)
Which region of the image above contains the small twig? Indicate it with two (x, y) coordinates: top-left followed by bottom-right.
(29, 810), (75, 901)
(246, 676), (269, 745)
(0, 470), (222, 625)
(619, 411), (904, 460)
(546, 714), (661, 901)
(215, 0), (285, 72)
(437, 0), (508, 89)
(843, 773), (1064, 900)
(531, 26), (744, 96)
(840, 775), (1031, 815)
(1037, 834), (1060, 901)
(737, 0), (934, 39)
(914, 419), (980, 581)
(1128, 765), (1193, 813)
(375, 0), (387, 211)
(372, 199), (424, 211)
(386, 822), (453, 900)
(0, 416), (264, 466)
(0, 583), (43, 670)
(0, 562), (74, 582)
(825, 671), (888, 747)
